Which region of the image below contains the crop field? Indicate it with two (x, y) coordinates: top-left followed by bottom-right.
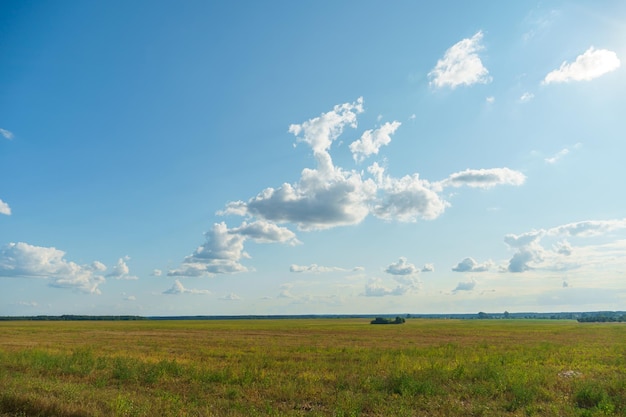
(1, 319), (626, 416)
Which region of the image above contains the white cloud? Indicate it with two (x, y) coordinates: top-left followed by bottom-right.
(189, 99), (527, 276)
(486, 96), (495, 104)
(163, 279), (211, 295)
(452, 257), (493, 272)
(152, 269), (162, 276)
(123, 294), (136, 301)
(169, 220), (299, 277)
(452, 279), (476, 293)
(545, 143), (581, 164)
(0, 242), (106, 293)
(220, 292), (241, 301)
(106, 256), (138, 280)
(543, 47), (620, 84)
(422, 263), (435, 272)
(230, 220), (300, 245)
(0, 199), (11, 216)
(548, 218), (626, 238)
(17, 301), (38, 307)
(289, 264), (347, 273)
(364, 279), (410, 297)
(440, 168), (526, 189)
(371, 165), (449, 222)
(429, 31), (491, 89)
(222, 99), (377, 231)
(0, 128), (13, 140)
(545, 147), (569, 164)
(504, 218), (626, 273)
(349, 121), (401, 163)
(363, 259), (421, 297)
(169, 222), (249, 277)
(385, 257), (419, 275)
(520, 92), (534, 102)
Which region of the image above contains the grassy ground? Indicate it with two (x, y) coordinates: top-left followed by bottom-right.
(1, 319), (625, 416)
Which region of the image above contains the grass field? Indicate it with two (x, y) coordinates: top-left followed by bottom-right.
(1, 318), (626, 416)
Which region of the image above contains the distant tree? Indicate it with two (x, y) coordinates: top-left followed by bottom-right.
(503, 311), (510, 319)
(477, 312), (491, 319)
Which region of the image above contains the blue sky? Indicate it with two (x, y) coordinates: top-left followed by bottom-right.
(1, 1), (625, 316)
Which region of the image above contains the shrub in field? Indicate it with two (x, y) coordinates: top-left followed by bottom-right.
(370, 316), (405, 324)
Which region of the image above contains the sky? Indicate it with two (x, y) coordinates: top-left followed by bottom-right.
(1, 1), (625, 316)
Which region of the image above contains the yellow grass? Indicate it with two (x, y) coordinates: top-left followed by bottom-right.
(1, 319), (625, 416)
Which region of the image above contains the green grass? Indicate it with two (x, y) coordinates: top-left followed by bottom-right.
(1, 319), (626, 416)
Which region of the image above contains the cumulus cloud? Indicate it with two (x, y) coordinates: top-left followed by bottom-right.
(230, 220), (300, 245)
(452, 257), (493, 272)
(152, 269), (162, 276)
(364, 258), (421, 297)
(0, 128), (13, 140)
(429, 31), (491, 88)
(422, 263), (435, 272)
(222, 99), (376, 231)
(0, 242), (106, 293)
(440, 168), (526, 189)
(452, 279), (476, 293)
(106, 256), (138, 280)
(370, 164), (449, 222)
(504, 218), (626, 273)
(163, 279), (211, 295)
(349, 121), (401, 163)
(169, 220), (299, 277)
(289, 264), (347, 273)
(180, 99), (526, 276)
(0, 199), (11, 216)
(543, 47), (620, 84)
(385, 257), (419, 275)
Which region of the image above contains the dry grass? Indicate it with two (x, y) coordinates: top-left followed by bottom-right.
(1, 319), (625, 416)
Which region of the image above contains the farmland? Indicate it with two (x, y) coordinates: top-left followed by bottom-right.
(1, 319), (626, 416)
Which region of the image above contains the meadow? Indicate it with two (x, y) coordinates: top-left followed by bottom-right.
(1, 318), (626, 416)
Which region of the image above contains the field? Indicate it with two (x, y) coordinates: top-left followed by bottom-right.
(1, 319), (626, 416)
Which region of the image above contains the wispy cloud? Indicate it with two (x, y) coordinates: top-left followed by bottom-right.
(520, 92), (534, 103)
(290, 264), (348, 273)
(0, 128), (13, 140)
(504, 218), (626, 273)
(440, 168), (526, 189)
(163, 280), (211, 295)
(543, 47), (620, 84)
(220, 292), (241, 301)
(429, 31), (491, 89)
(545, 143), (581, 164)
(452, 279), (476, 293)
(0, 199), (11, 216)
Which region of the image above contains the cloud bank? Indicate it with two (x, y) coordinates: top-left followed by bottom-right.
(173, 98), (525, 277)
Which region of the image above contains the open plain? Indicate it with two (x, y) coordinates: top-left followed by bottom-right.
(1, 318), (625, 416)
